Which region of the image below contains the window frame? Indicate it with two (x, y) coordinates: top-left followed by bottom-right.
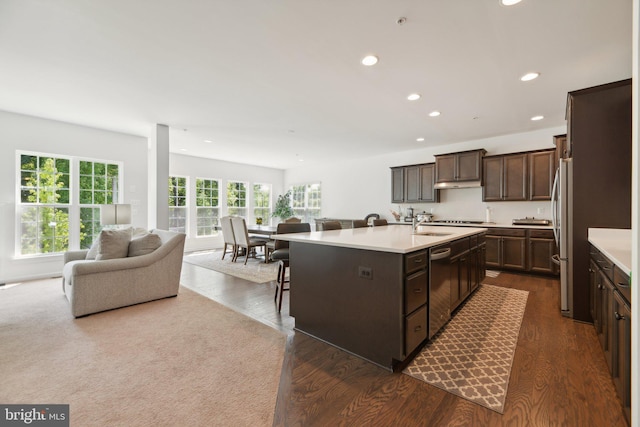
(195, 177), (220, 237)
(226, 180), (248, 218)
(15, 151), (124, 258)
(168, 175), (188, 234)
(252, 183), (272, 225)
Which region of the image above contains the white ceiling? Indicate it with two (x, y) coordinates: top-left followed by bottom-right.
(0, 0), (632, 169)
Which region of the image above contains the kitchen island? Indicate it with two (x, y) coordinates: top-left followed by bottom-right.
(277, 224), (487, 370)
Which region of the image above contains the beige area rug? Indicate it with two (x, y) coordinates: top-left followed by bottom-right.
(403, 284), (528, 413)
(0, 278), (286, 426)
(184, 251), (281, 283)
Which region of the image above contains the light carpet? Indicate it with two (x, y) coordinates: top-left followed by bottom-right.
(0, 278), (286, 426)
(183, 251), (280, 283)
(403, 284), (528, 413)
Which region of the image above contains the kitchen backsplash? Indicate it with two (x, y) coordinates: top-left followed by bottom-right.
(394, 187), (552, 225)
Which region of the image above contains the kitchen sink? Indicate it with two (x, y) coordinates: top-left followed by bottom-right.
(414, 231), (451, 237)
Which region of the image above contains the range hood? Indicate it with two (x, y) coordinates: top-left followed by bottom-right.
(433, 180), (482, 189)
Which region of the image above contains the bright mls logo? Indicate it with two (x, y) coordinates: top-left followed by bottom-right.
(1, 405), (69, 426)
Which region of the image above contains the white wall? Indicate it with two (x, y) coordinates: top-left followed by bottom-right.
(0, 110), (149, 283)
(285, 126), (567, 225)
(170, 153), (285, 252)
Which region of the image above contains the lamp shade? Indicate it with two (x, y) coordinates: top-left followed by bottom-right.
(100, 204), (132, 226)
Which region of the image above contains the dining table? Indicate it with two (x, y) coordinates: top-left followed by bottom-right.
(246, 224), (278, 238)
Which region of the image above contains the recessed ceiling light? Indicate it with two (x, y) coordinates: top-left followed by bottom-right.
(361, 55), (378, 66)
(520, 72), (540, 81)
(429, 111), (441, 117)
(407, 93), (421, 101)
(180, 148), (188, 152)
(204, 139), (213, 143)
(416, 137), (425, 142)
(500, 0), (522, 5)
(531, 115), (544, 121)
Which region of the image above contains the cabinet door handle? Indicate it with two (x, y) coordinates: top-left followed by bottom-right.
(615, 312), (626, 321)
(414, 325), (422, 332)
(413, 288), (422, 294)
(617, 282), (630, 288)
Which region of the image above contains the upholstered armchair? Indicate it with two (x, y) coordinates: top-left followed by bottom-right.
(62, 229), (186, 317)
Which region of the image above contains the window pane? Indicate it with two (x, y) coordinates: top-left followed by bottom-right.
(21, 155), (36, 171)
(196, 207), (219, 237)
(227, 181), (247, 213)
(79, 160), (92, 175)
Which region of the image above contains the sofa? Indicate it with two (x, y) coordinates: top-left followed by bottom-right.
(62, 229), (186, 317)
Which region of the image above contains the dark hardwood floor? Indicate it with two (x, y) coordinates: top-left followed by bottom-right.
(180, 262), (628, 426)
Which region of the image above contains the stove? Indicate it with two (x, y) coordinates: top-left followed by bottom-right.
(431, 219), (484, 224)
(512, 217), (551, 226)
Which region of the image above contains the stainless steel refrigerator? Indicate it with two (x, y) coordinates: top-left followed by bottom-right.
(551, 158), (572, 317)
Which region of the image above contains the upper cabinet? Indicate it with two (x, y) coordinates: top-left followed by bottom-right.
(529, 150), (555, 200)
(483, 149), (555, 202)
(483, 153), (528, 201)
(435, 149), (486, 186)
(391, 163), (440, 204)
(391, 167), (405, 203)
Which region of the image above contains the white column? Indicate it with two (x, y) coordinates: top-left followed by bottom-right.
(148, 124), (170, 230)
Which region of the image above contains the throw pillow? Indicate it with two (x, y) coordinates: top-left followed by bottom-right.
(128, 233), (162, 257)
(96, 228), (133, 260)
(85, 238), (100, 260)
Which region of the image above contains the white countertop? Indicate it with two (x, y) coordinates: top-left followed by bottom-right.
(276, 224), (487, 254)
(588, 228), (631, 275)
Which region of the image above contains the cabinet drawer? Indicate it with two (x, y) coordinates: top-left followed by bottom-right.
(486, 228), (527, 237)
(405, 305), (428, 355)
(613, 265), (631, 306)
(405, 270), (427, 314)
(450, 237), (470, 257)
(529, 229), (554, 239)
(406, 250), (428, 274)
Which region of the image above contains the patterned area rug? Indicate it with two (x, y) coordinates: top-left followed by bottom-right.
(403, 284), (528, 413)
(183, 251), (280, 283)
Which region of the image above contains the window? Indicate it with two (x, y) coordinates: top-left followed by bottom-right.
(195, 178), (220, 237)
(226, 181), (247, 217)
(253, 183), (271, 224)
(79, 160), (119, 249)
(168, 176), (187, 233)
(19, 154), (71, 255)
(291, 183), (321, 223)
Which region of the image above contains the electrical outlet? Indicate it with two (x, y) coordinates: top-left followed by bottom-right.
(358, 266), (373, 280)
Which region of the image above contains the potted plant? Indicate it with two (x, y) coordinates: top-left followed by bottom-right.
(272, 190), (295, 222)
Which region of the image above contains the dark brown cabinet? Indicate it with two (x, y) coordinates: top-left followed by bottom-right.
(404, 250), (428, 355)
(528, 229), (558, 274)
(406, 163), (439, 203)
(449, 234), (485, 312)
(483, 153), (528, 201)
(483, 149), (555, 202)
(612, 291), (631, 423)
(435, 149), (486, 184)
(589, 243), (631, 424)
(391, 163), (439, 204)
(485, 228), (527, 271)
(391, 167), (404, 203)
(529, 150), (555, 200)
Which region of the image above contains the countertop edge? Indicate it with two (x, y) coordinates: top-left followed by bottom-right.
(277, 226), (487, 254)
(587, 228), (631, 275)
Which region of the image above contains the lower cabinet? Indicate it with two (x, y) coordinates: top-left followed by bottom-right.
(404, 250), (428, 355)
(589, 244), (631, 424)
(485, 228), (527, 271)
(450, 234), (485, 312)
(485, 228), (557, 274)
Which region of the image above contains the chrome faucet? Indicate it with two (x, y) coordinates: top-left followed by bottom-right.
(412, 216), (432, 234)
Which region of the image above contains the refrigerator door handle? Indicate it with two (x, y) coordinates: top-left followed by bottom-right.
(551, 167), (560, 246)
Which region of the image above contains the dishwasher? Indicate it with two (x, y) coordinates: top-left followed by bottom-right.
(429, 243), (452, 339)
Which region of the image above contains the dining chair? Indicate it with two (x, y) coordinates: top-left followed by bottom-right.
(352, 219), (368, 228)
(284, 217), (301, 223)
(322, 220), (342, 231)
(372, 219), (388, 226)
(270, 222), (311, 313)
(231, 217), (268, 265)
(220, 216), (236, 260)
